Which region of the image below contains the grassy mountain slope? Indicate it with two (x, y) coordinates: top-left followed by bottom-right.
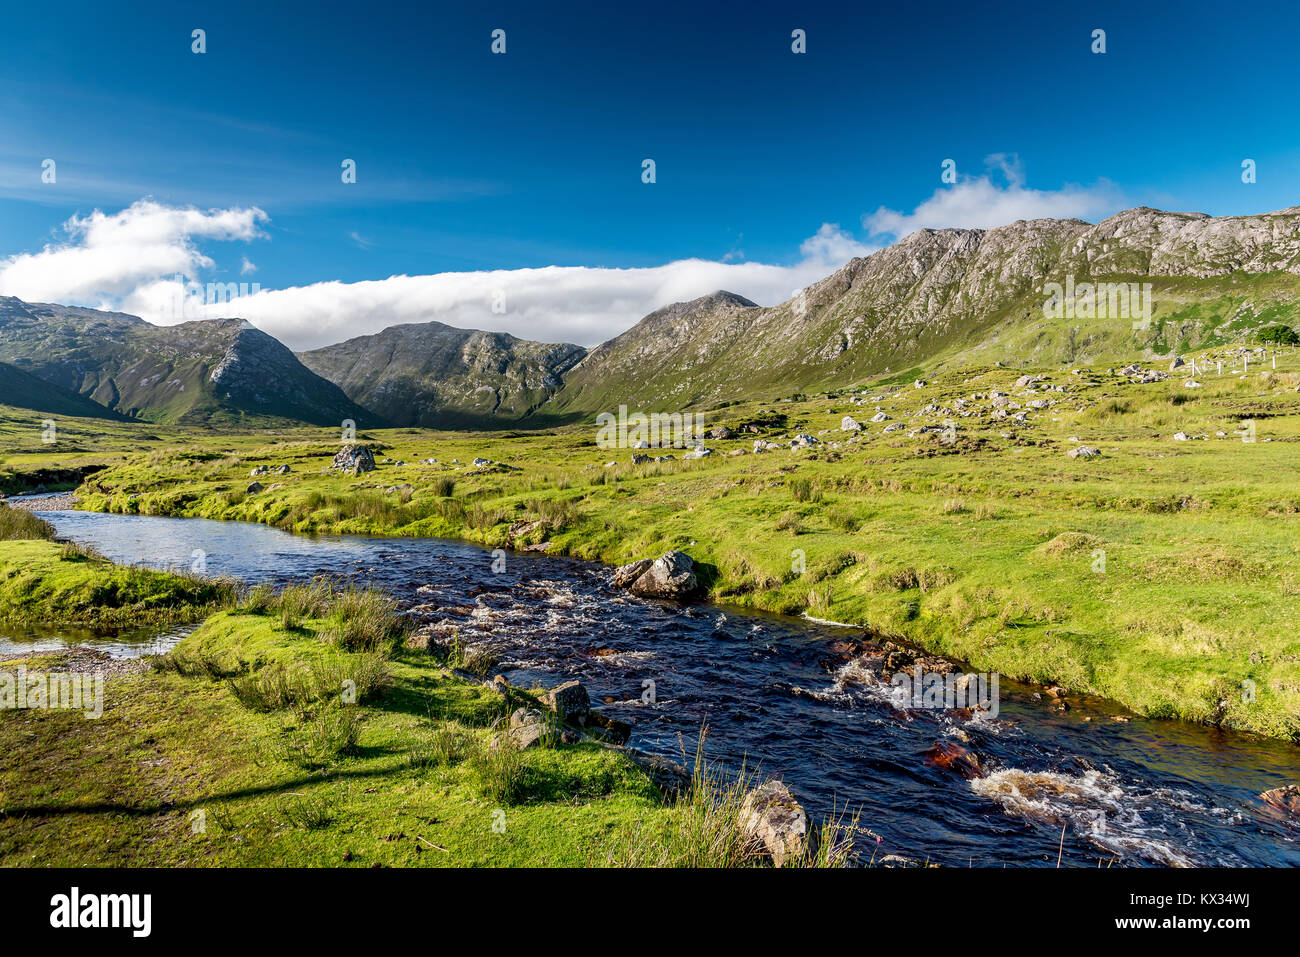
(542, 207), (1300, 415)
(298, 321), (586, 428)
(0, 359), (128, 420)
(0, 297), (377, 427)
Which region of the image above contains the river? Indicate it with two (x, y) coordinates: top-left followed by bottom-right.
(6, 504), (1298, 867)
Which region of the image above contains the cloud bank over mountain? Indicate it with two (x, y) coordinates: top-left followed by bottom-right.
(0, 163), (1125, 350)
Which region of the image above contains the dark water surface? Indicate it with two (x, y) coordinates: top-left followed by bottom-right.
(11, 506), (1299, 867)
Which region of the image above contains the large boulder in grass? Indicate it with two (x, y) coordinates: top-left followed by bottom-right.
(614, 551), (699, 600)
(492, 709), (549, 751)
(333, 444), (376, 473)
(739, 781), (808, 867)
(541, 680), (590, 726)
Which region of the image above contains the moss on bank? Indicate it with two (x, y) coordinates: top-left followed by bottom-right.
(0, 539), (234, 628)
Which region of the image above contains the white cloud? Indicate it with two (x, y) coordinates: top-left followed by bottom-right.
(0, 200), (876, 350)
(0, 200), (267, 306)
(240, 256), (258, 275)
(798, 222), (877, 267)
(177, 253), (864, 351)
(864, 154), (1122, 237)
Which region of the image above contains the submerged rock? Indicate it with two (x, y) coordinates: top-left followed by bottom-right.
(1259, 784), (1300, 820)
(923, 740), (983, 780)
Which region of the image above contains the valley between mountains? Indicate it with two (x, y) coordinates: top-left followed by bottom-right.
(2, 204), (1300, 743)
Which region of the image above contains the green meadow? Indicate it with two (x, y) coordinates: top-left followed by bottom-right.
(0, 574), (844, 867)
(4, 344), (1300, 741)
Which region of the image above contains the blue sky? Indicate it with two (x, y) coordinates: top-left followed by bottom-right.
(1, 0), (1297, 348)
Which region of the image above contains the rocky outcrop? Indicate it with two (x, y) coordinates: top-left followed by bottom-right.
(333, 445), (376, 473)
(612, 551), (699, 600)
(491, 707), (551, 750)
(537, 206), (1300, 414)
(739, 780), (809, 867)
(299, 321), (586, 428)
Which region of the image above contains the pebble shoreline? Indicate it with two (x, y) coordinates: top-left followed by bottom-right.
(0, 492), (79, 511)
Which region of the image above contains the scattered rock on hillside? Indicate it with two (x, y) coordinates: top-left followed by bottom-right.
(246, 481), (264, 493)
(613, 551), (699, 600)
(1067, 446), (1101, 459)
(706, 425), (735, 440)
(333, 444), (376, 473)
(739, 780), (808, 867)
(841, 415), (861, 431)
(1170, 356), (1186, 370)
(1172, 432), (1190, 441)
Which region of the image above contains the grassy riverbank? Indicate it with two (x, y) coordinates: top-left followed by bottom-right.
(0, 579), (846, 867)
(10, 343), (1300, 740)
(0, 504), (234, 627)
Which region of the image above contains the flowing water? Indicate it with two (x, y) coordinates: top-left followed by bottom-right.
(8, 504), (1299, 867)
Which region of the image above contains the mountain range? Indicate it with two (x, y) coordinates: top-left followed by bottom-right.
(2, 205), (1298, 428)
(298, 323), (586, 428)
(0, 296), (369, 427)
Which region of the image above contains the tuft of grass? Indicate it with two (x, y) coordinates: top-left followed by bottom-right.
(408, 723), (469, 769)
(468, 733), (526, 804)
(603, 734), (856, 868)
(0, 504), (54, 541)
(318, 585), (410, 652)
(790, 478), (820, 503)
(280, 703), (364, 768)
